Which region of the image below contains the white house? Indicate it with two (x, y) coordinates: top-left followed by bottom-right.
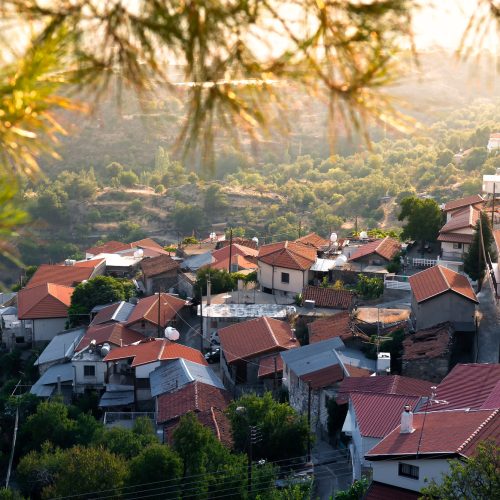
(257, 241), (317, 296)
(364, 408), (499, 497)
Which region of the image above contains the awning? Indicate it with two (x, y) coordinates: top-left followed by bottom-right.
(99, 390), (135, 407)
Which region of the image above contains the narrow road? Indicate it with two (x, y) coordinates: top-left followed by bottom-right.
(476, 279), (500, 363)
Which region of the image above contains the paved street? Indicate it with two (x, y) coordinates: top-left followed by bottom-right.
(476, 279), (500, 363)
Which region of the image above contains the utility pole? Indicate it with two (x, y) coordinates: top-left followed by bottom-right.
(492, 182), (496, 228)
(157, 289), (161, 338)
(199, 284), (204, 352)
(228, 228), (233, 273)
(307, 382), (312, 463)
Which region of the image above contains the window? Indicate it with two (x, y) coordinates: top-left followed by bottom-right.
(398, 463), (419, 480)
(281, 272), (290, 284)
(83, 365), (96, 377)
(452, 243), (462, 249)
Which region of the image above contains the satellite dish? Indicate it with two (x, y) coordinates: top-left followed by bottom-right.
(100, 343), (111, 356)
(360, 231), (368, 240)
(330, 232), (338, 243)
(164, 326), (180, 341)
(134, 248), (144, 258)
(252, 236), (259, 245)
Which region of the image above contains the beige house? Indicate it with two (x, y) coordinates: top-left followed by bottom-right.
(409, 265), (478, 332)
(257, 241), (317, 296)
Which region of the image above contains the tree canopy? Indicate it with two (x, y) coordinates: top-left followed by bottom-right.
(420, 441), (500, 500)
(398, 196), (443, 246)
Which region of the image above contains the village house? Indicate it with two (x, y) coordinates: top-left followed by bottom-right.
(301, 285), (355, 310)
(17, 283), (74, 344)
(401, 323), (453, 383)
(295, 232), (331, 254)
(257, 241), (317, 296)
(487, 132), (500, 152)
(26, 259), (105, 288)
(281, 338), (376, 437)
(364, 408), (499, 498)
(140, 254), (180, 295)
(208, 243), (259, 272)
(102, 338), (207, 409)
(218, 316), (299, 389)
(85, 238), (167, 260)
(409, 265), (478, 331)
(347, 237), (401, 270)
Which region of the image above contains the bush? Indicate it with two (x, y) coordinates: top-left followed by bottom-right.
(356, 274), (383, 299)
(154, 184), (165, 193)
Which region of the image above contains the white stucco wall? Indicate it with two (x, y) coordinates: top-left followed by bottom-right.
(72, 359), (107, 393)
(371, 458), (451, 492)
(258, 260), (310, 295)
(32, 318), (68, 343)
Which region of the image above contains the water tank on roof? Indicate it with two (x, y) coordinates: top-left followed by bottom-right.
(209, 232), (217, 242)
(252, 237), (259, 246)
(359, 231), (368, 240)
(334, 254), (347, 267)
(330, 232), (338, 243)
(100, 343), (111, 357)
(133, 249), (144, 259)
(64, 259), (76, 266)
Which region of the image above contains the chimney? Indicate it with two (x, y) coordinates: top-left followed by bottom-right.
(400, 404), (415, 434)
(377, 352), (391, 374)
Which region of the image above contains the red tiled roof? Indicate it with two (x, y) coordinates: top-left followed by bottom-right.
(337, 375), (434, 404)
(422, 363), (500, 412)
(76, 323), (145, 351)
(91, 302), (122, 325)
(156, 381), (231, 423)
(210, 254), (258, 271)
(366, 409), (499, 459)
(126, 293), (187, 328)
(258, 354), (284, 378)
(219, 238), (258, 250)
(409, 265), (478, 304)
(74, 258), (106, 268)
(348, 237), (400, 262)
(480, 381), (500, 410)
(302, 286), (355, 310)
(437, 233), (474, 244)
(103, 338), (207, 367)
(440, 205), (479, 233)
(443, 194), (484, 212)
(18, 283), (73, 319)
(351, 392), (421, 438)
(300, 364), (344, 390)
(163, 407), (233, 448)
(26, 264), (94, 289)
(365, 482), (419, 500)
(131, 238), (166, 252)
(402, 323), (452, 361)
(344, 365), (373, 378)
(86, 240), (131, 256)
(218, 317), (299, 364)
(212, 243), (258, 262)
(140, 254), (179, 278)
(490, 133), (500, 139)
(258, 241), (317, 271)
(295, 232), (330, 250)
(308, 311), (353, 343)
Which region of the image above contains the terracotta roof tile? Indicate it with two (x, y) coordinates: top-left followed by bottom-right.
(219, 238), (258, 250)
(351, 392), (422, 438)
(140, 254), (179, 278)
(18, 283), (73, 319)
(348, 237), (400, 262)
(126, 293), (188, 328)
(258, 241), (316, 271)
(91, 302), (123, 325)
(103, 338), (207, 367)
(422, 363), (500, 412)
(27, 264), (95, 288)
(76, 323), (145, 351)
(218, 317), (299, 364)
(365, 482), (419, 500)
(308, 311), (353, 343)
(300, 364), (344, 389)
(163, 407), (233, 448)
(295, 232), (330, 250)
(440, 205), (479, 233)
(402, 323), (453, 360)
(337, 375), (434, 404)
(86, 240), (131, 256)
(366, 409), (499, 458)
(302, 286), (355, 310)
(74, 258), (106, 268)
(131, 238), (166, 252)
(258, 354), (283, 378)
(409, 265), (478, 304)
(344, 365), (373, 378)
(210, 254), (258, 271)
(443, 194), (484, 212)
(437, 233), (474, 244)
(156, 381), (231, 423)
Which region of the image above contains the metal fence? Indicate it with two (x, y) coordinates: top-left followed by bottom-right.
(103, 411), (156, 425)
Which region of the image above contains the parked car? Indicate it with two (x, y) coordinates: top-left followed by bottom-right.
(210, 331), (220, 345)
(204, 348), (220, 364)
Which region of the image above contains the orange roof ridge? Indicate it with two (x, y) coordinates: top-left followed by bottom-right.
(264, 317), (278, 347)
(457, 409), (499, 453)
